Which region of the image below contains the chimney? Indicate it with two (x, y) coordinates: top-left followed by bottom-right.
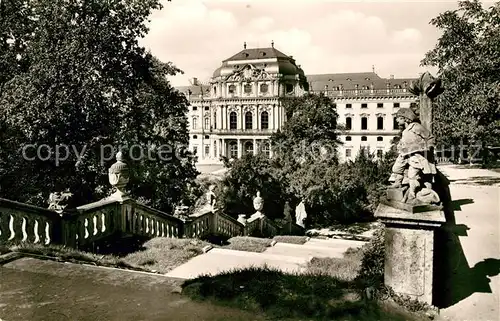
(191, 77), (198, 86)
(244, 41), (247, 49)
(271, 40), (274, 48)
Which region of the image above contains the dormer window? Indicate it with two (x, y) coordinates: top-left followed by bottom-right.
(286, 84), (294, 94)
(261, 52), (266, 57)
(346, 78), (352, 81)
(365, 77), (370, 81)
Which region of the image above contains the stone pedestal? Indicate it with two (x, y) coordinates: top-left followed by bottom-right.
(375, 202), (445, 305)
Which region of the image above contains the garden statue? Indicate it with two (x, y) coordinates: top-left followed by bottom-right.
(205, 184), (216, 210)
(173, 201), (190, 219)
(108, 151), (130, 200)
(387, 108), (440, 206)
(48, 191), (74, 214)
(295, 201), (307, 228)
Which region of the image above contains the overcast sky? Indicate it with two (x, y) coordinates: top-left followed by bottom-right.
(140, 0), (491, 86)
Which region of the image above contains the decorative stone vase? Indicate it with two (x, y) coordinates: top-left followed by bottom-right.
(108, 151), (130, 200)
(253, 191), (263, 213)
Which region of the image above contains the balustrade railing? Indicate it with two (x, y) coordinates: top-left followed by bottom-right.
(215, 212), (244, 237)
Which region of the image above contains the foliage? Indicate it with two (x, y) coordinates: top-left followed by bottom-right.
(0, 0), (197, 212)
(216, 93), (397, 225)
(355, 228), (386, 289)
(421, 0), (500, 155)
(182, 266), (425, 321)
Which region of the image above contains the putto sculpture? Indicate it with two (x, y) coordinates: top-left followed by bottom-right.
(48, 191), (73, 214)
(384, 71), (445, 210)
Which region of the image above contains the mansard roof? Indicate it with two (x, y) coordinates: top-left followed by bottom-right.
(307, 72), (417, 91)
(223, 47), (291, 62)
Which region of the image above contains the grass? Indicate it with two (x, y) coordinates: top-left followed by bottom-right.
(3, 237), (211, 274)
(307, 247), (365, 282)
(181, 266), (426, 321)
(272, 235), (308, 244)
(218, 236), (273, 253)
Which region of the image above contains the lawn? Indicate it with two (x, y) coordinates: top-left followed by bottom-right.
(4, 237), (212, 274)
(272, 235), (308, 244)
(217, 236), (273, 252)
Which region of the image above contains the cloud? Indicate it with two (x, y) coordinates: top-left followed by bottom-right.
(141, 1), (433, 86)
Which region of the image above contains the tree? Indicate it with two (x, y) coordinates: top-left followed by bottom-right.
(0, 0), (197, 212)
(421, 0), (500, 161)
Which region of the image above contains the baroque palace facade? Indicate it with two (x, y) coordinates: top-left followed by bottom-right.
(177, 44), (417, 164)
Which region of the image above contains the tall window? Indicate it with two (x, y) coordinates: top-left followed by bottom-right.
(377, 149), (384, 158)
(204, 145), (210, 157)
(204, 117), (209, 129)
(229, 142), (238, 158)
(260, 83), (268, 94)
(361, 117), (368, 130)
(228, 85), (236, 94)
(213, 143), (217, 158)
(377, 116), (384, 130)
(361, 103), (368, 108)
(245, 141), (254, 155)
(245, 111), (253, 130)
(229, 112), (237, 130)
(393, 117), (399, 130)
(214, 111), (217, 129)
(345, 117), (352, 130)
(261, 111), (269, 129)
(261, 141), (270, 157)
(346, 149), (352, 158)
(192, 117), (198, 129)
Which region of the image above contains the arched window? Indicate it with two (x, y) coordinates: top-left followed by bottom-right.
(204, 117), (210, 129)
(214, 111), (217, 129)
(260, 83), (268, 93)
(245, 111), (253, 130)
(245, 141), (254, 155)
(377, 116), (384, 130)
(261, 111), (269, 130)
(229, 142), (238, 158)
(361, 117), (368, 130)
(229, 112), (237, 130)
(377, 136), (383, 142)
(393, 117), (399, 130)
(192, 117), (198, 129)
(345, 117), (352, 130)
(361, 136), (368, 141)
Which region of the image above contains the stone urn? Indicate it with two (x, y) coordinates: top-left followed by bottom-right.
(253, 191), (264, 217)
(108, 151), (130, 200)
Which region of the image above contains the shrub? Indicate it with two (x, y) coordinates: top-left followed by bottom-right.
(355, 228), (385, 289)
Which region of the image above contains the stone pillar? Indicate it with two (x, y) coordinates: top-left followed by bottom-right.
(419, 94), (432, 134)
(254, 106), (259, 130)
(253, 138), (257, 155)
(237, 138), (242, 158)
(374, 203), (445, 305)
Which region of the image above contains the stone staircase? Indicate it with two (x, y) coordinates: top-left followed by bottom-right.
(165, 237), (368, 279)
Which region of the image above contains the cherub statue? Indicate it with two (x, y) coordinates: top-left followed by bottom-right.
(388, 108), (440, 205)
(48, 191), (73, 214)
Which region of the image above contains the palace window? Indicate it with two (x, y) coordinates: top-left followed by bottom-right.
(204, 117), (209, 129)
(394, 102), (400, 108)
(260, 83), (268, 93)
(204, 145), (210, 157)
(193, 135), (198, 139)
(245, 141), (254, 155)
(229, 142), (238, 158)
(261, 111), (269, 129)
(214, 143), (217, 158)
(192, 117), (198, 129)
(286, 84), (294, 94)
(214, 111), (217, 129)
(345, 136), (352, 141)
(346, 149), (352, 158)
(244, 83), (252, 94)
(361, 136), (368, 141)
(261, 141), (270, 157)
(393, 117), (399, 130)
(193, 146), (198, 155)
(377, 116), (384, 130)
(228, 84), (236, 94)
(245, 111), (253, 130)
(377, 149), (384, 158)
(192, 106), (197, 111)
(361, 103), (368, 108)
(345, 117), (352, 130)
(204, 106), (209, 111)
(361, 117), (368, 130)
(205, 135), (209, 139)
(377, 136), (383, 142)
(229, 112), (237, 130)
(377, 103), (383, 108)
(346, 103), (352, 108)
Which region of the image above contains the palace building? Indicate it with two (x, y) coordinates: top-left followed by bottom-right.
(176, 44), (417, 164)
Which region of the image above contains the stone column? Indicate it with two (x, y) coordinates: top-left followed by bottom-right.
(374, 203), (445, 305)
(254, 106), (259, 130)
(253, 138), (257, 155)
(237, 138), (242, 158)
